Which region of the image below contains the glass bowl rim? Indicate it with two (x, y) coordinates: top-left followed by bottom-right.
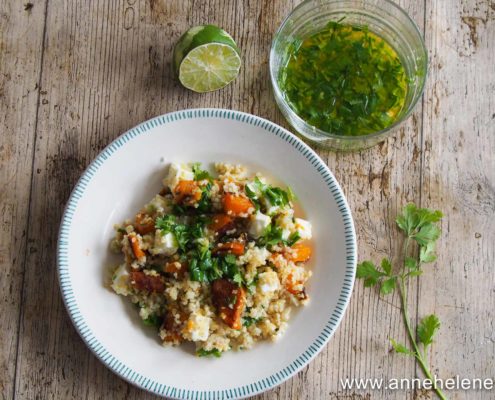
(269, 0), (428, 142)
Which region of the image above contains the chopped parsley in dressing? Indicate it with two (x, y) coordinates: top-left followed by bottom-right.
(279, 21), (408, 136)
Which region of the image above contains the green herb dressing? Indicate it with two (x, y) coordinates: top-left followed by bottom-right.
(279, 21), (408, 136)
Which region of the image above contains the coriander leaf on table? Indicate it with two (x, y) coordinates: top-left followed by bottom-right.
(356, 260), (385, 287)
(396, 203), (443, 239)
(381, 258), (393, 276)
(417, 314), (440, 347)
(395, 203), (419, 235)
(390, 339), (415, 356)
(380, 277), (396, 295)
(416, 207), (443, 227)
(405, 257), (418, 270)
(413, 223), (441, 246)
(420, 241), (437, 264)
(356, 203), (447, 400)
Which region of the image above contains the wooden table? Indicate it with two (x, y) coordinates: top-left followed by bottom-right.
(1, 1), (493, 399)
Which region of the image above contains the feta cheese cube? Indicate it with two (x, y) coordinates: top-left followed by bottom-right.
(294, 218), (312, 240)
(145, 194), (171, 215)
(258, 270), (280, 293)
(281, 228), (291, 241)
(111, 263), (130, 296)
(163, 163), (194, 191)
(151, 231), (178, 256)
(248, 211), (271, 238)
(187, 314), (211, 341)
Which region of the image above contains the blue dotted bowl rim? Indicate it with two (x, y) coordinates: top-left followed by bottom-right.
(57, 108), (357, 400)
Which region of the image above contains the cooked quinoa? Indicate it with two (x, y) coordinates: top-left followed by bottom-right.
(110, 162), (313, 356)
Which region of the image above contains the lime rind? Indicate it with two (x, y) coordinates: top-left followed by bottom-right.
(178, 43), (241, 93)
(173, 24), (240, 78)
(173, 26), (206, 75)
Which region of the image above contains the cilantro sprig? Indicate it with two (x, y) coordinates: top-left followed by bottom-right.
(246, 177), (295, 213)
(357, 203), (447, 400)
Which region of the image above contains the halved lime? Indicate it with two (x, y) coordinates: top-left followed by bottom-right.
(173, 25), (241, 93)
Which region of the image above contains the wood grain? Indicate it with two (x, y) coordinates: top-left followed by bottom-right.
(419, 0), (495, 399)
(0, 2), (47, 399)
(0, 0), (492, 399)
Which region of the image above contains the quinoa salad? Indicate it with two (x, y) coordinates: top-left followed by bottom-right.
(109, 162), (313, 357)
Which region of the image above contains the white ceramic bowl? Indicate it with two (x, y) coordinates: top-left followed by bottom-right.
(58, 109), (357, 399)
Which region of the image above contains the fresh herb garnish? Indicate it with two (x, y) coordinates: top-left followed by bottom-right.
(188, 246), (214, 282)
(264, 186), (290, 207)
(258, 223), (300, 248)
(287, 186), (297, 202)
(188, 246), (243, 284)
(219, 254), (243, 284)
(247, 177), (294, 212)
(156, 215), (210, 254)
(192, 163), (213, 181)
(258, 223), (285, 247)
(245, 183), (261, 211)
(197, 348), (222, 358)
(155, 215), (176, 233)
(155, 215), (189, 251)
(356, 203), (446, 400)
(172, 203), (186, 215)
(142, 314), (163, 328)
(197, 182), (212, 212)
(242, 316), (262, 327)
(286, 231), (301, 247)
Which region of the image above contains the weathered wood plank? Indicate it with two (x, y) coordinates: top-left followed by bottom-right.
(15, 0), (296, 399)
(273, 1), (428, 398)
(0, 1), (47, 399)
(419, 0), (495, 399)
(12, 0), (494, 399)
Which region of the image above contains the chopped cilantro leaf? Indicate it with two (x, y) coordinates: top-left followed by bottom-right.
(155, 215), (176, 232)
(286, 231), (301, 247)
(172, 204), (186, 215)
(197, 348), (222, 357)
(142, 314), (163, 328)
(242, 316), (262, 327)
(192, 163), (213, 181)
(264, 186), (290, 207)
(232, 272), (244, 286)
(197, 182), (212, 212)
(250, 177), (293, 211)
(258, 223), (285, 247)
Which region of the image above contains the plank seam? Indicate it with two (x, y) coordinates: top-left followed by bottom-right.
(11, 1), (51, 400)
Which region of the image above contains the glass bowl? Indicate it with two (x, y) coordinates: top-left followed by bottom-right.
(269, 0), (428, 151)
